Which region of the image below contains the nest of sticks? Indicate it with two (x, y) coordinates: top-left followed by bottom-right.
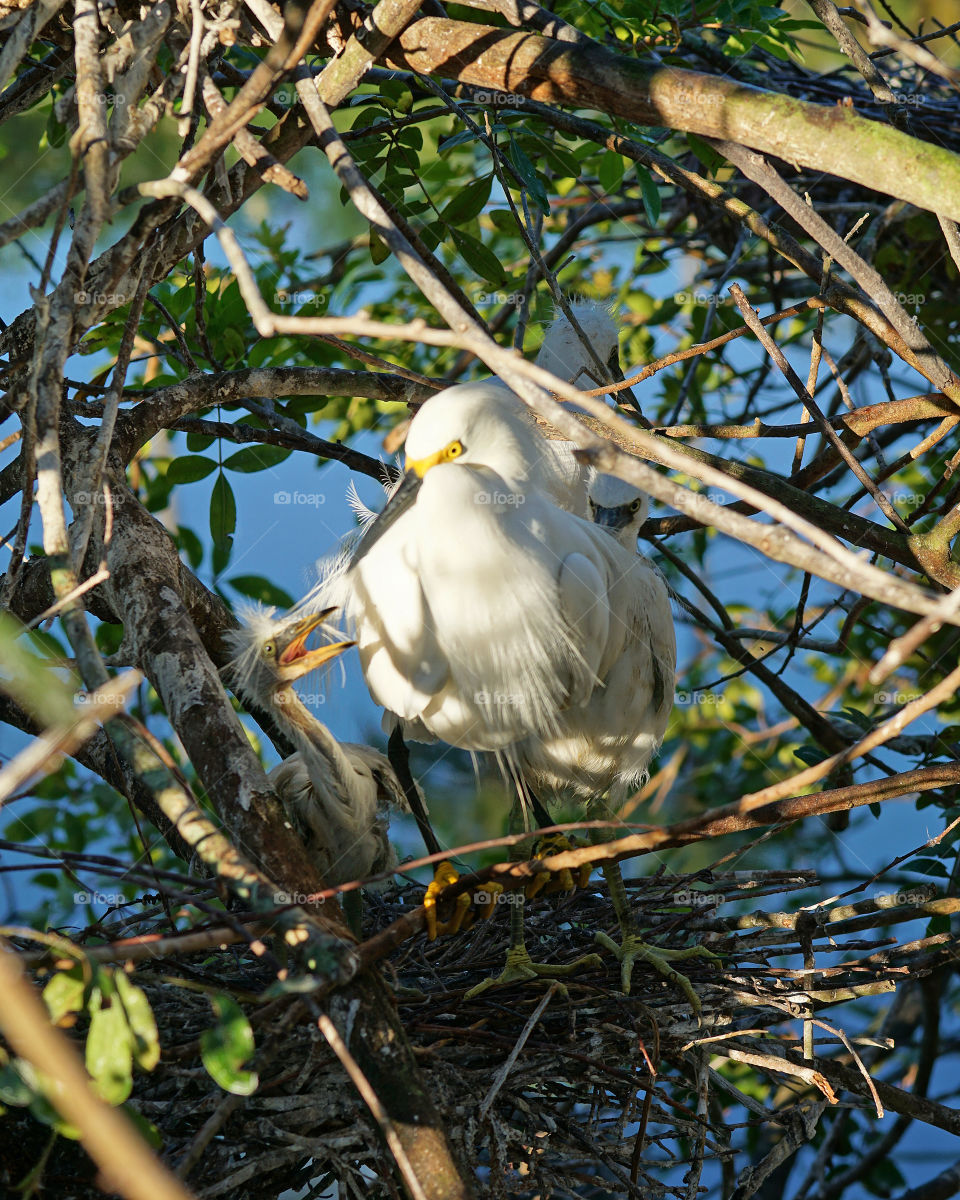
(4, 856), (956, 1200)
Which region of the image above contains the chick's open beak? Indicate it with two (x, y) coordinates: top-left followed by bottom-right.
(277, 608), (355, 678)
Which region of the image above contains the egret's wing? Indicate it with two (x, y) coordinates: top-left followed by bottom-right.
(557, 551), (609, 699)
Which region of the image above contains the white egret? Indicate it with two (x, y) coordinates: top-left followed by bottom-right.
(226, 608), (406, 928)
(341, 386), (708, 1008)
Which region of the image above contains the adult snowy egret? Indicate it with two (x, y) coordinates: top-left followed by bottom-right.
(226, 607), (406, 925)
(343, 386), (707, 1007)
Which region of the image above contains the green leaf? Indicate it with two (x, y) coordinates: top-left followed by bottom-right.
(369, 228), (390, 265)
(185, 431), (214, 452)
(212, 535), (234, 576)
(638, 167), (661, 225)
(440, 175), (494, 226)
(685, 134), (724, 175)
(450, 227), (506, 284)
(43, 968), (85, 1024)
(210, 472), (237, 544)
(175, 524), (204, 570)
(115, 972), (160, 1072)
(200, 995), (258, 1096)
(506, 138), (550, 214)
(167, 456), (217, 485)
(598, 151), (626, 194)
(228, 575), (295, 607)
(86, 1002), (133, 1105)
(910, 858), (949, 878)
(224, 445), (291, 473)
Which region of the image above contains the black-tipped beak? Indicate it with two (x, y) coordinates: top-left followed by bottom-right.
(349, 469), (422, 567)
(593, 504), (631, 534)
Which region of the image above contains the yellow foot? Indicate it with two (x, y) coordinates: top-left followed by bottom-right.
(464, 944), (603, 999)
(594, 932), (719, 1014)
(423, 861), (502, 940)
(525, 834), (592, 898)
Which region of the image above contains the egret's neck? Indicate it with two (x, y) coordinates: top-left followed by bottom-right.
(273, 684), (352, 793)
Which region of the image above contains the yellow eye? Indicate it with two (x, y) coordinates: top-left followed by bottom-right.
(263, 641), (276, 658)
(446, 440), (463, 461)
(630, 499), (642, 513)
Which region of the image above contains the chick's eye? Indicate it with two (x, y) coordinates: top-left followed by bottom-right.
(263, 641), (276, 657)
(630, 499), (642, 513)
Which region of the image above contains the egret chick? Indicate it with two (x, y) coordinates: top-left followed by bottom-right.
(587, 472), (649, 546)
(227, 607), (405, 925)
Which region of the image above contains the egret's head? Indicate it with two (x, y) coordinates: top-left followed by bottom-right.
(587, 472), (649, 545)
(536, 300), (620, 386)
(227, 606), (355, 702)
(350, 383), (549, 565)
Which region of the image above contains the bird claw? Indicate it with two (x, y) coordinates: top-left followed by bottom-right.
(525, 834), (589, 898)
(424, 864), (502, 939)
(464, 945), (602, 999)
(594, 931), (718, 1015)
(424, 862), (470, 940)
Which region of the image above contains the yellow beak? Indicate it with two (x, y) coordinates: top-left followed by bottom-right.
(277, 609), (355, 677)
